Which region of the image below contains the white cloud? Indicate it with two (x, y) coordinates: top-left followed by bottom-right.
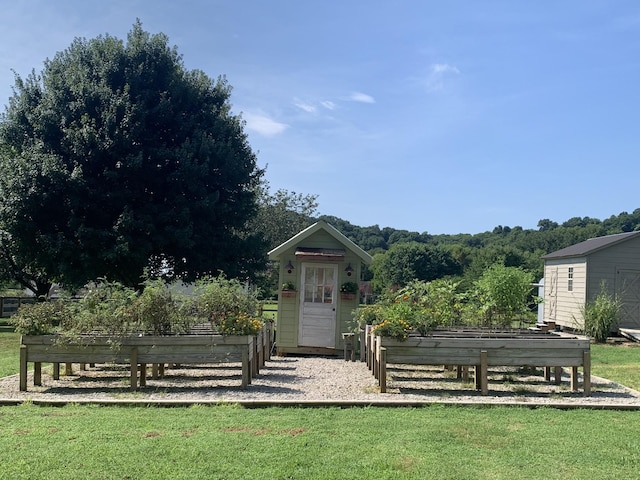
(321, 100), (336, 110)
(425, 63), (460, 92)
(349, 92), (375, 104)
(243, 113), (289, 137)
(293, 99), (316, 113)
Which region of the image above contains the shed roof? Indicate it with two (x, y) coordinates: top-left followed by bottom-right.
(268, 220), (373, 264)
(541, 231), (640, 260)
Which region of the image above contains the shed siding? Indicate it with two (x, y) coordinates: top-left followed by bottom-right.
(588, 238), (640, 328)
(543, 258), (586, 329)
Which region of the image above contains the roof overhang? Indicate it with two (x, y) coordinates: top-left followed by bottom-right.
(295, 247), (345, 261)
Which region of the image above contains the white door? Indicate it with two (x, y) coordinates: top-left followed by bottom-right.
(298, 263), (337, 348)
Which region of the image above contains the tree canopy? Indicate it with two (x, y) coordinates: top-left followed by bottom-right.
(0, 22), (264, 295)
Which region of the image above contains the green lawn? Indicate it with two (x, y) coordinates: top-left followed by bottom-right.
(0, 324), (20, 378)
(0, 404), (639, 479)
(0, 330), (639, 478)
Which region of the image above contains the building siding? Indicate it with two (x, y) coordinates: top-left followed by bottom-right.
(543, 258), (586, 329)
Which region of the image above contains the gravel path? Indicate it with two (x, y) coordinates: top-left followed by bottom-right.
(2, 356), (640, 408)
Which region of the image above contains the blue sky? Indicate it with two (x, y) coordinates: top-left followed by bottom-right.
(1, 1), (639, 235)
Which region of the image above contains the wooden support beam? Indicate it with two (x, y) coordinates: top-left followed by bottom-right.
(583, 350), (591, 396)
(241, 349), (250, 389)
(53, 363), (60, 380)
(554, 366), (562, 385)
(380, 347), (387, 393)
(19, 344), (27, 392)
(571, 366), (579, 391)
(480, 350), (488, 395)
(140, 363), (146, 387)
(34, 362), (42, 386)
(130, 348), (138, 391)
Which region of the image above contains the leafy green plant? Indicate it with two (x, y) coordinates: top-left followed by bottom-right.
(352, 305), (383, 327)
(127, 281), (190, 335)
(339, 281), (358, 294)
(192, 274), (260, 331)
(218, 312), (263, 336)
(10, 300), (74, 335)
(281, 281), (296, 291)
(473, 264), (534, 327)
(370, 317), (413, 340)
(580, 283), (620, 343)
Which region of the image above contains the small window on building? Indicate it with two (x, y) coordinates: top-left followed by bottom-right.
(568, 267), (574, 292)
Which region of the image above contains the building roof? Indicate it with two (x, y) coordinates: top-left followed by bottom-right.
(268, 220), (373, 264)
(542, 231), (640, 260)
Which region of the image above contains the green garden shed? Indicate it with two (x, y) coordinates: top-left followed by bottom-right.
(268, 220), (372, 355)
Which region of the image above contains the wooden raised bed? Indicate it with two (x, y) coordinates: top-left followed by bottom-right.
(20, 332), (262, 392)
(371, 329), (591, 395)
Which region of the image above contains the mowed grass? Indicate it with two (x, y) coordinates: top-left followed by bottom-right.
(0, 324), (21, 378)
(0, 328), (639, 479)
(0, 404), (639, 479)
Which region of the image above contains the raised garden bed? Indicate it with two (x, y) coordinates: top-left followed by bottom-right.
(20, 323), (273, 392)
(368, 329), (591, 395)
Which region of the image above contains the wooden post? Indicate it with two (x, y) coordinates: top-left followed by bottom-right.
(140, 363), (147, 387)
(554, 366), (562, 385)
(53, 363), (60, 380)
(130, 348), (138, 391)
(480, 350), (488, 395)
(65, 363), (72, 376)
(151, 363), (159, 379)
(462, 366), (469, 383)
(571, 366), (579, 391)
(34, 362), (42, 386)
(583, 350), (591, 396)
(80, 363), (86, 371)
(544, 366), (551, 381)
(373, 337), (379, 380)
(159, 363), (165, 377)
(379, 347), (387, 393)
(241, 348), (249, 389)
(19, 344), (27, 392)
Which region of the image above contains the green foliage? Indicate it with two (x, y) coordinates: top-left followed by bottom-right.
(13, 275), (263, 337)
(127, 281), (190, 335)
(368, 279), (464, 339)
(580, 283), (621, 342)
(10, 300), (74, 335)
(472, 265), (534, 327)
(192, 274), (260, 330)
(339, 281), (358, 294)
(217, 312), (263, 336)
(352, 304), (383, 327)
(0, 21), (265, 292)
(370, 241), (461, 291)
(281, 281), (296, 291)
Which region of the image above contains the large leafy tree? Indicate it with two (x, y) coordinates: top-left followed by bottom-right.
(0, 22), (264, 295)
(370, 242), (461, 291)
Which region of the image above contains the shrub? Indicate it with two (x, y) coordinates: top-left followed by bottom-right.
(192, 274), (260, 331)
(10, 300), (74, 335)
(218, 312), (263, 336)
(473, 265), (534, 327)
(580, 284), (620, 343)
